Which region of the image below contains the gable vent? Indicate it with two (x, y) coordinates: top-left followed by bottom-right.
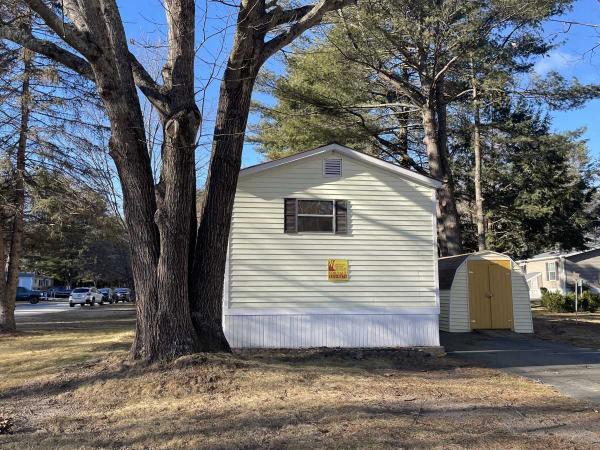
(323, 158), (342, 176)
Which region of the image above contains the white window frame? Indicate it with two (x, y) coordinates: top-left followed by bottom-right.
(546, 261), (557, 281)
(296, 199), (336, 234)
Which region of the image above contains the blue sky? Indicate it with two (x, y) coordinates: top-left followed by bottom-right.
(117, 0), (600, 174)
(541, 0), (600, 159)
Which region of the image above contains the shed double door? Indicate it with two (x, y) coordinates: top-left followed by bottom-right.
(468, 260), (513, 329)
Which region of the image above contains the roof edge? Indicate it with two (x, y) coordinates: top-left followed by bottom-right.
(240, 143), (442, 189)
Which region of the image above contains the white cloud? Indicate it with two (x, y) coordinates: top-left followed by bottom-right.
(533, 50), (580, 76)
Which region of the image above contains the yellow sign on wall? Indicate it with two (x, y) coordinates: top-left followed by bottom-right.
(328, 259), (349, 281)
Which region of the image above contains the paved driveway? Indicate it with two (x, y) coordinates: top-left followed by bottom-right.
(441, 331), (600, 405)
(15, 301), (72, 317)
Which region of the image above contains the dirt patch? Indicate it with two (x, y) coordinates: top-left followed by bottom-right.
(1, 306), (599, 449)
(533, 309), (600, 349)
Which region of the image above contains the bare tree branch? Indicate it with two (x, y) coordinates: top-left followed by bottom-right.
(23, 0), (101, 59)
(260, 0), (356, 63)
(263, 5), (314, 31)
(0, 21), (94, 79)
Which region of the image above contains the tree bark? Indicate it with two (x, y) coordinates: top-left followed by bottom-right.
(471, 63), (486, 251)
(191, 4), (262, 352)
(422, 97), (462, 256)
(0, 215), (13, 332)
(434, 78), (462, 255)
(0, 44), (32, 333)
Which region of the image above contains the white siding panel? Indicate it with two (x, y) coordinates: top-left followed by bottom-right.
(224, 314), (440, 348)
(511, 264), (534, 333)
(228, 152), (437, 311)
(449, 264), (470, 332)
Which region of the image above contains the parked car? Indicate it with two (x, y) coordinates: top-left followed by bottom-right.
(69, 287), (104, 307)
(114, 288), (131, 303)
(48, 286), (72, 298)
(98, 288), (114, 304)
(16, 287), (42, 304)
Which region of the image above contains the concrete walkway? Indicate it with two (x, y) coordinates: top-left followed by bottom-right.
(441, 331), (600, 405)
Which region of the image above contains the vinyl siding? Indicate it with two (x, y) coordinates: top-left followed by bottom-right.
(224, 314), (440, 348)
(523, 258), (562, 292)
(227, 152), (437, 310)
(511, 266), (534, 332)
(448, 264), (470, 332)
(445, 252), (532, 333)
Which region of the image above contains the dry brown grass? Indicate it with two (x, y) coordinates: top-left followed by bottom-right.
(1, 305), (599, 449)
(533, 308), (600, 349)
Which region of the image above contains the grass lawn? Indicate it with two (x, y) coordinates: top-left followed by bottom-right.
(533, 308), (600, 349)
(1, 305), (599, 449)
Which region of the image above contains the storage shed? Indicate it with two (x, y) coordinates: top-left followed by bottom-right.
(223, 143), (442, 348)
(438, 251), (533, 333)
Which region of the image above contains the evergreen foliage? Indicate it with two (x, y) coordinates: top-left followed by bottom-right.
(252, 0), (600, 258)
(22, 170), (130, 286)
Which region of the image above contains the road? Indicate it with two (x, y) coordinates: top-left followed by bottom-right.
(15, 301), (73, 317)
(442, 330), (600, 405)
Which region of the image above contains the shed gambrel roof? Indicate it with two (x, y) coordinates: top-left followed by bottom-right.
(437, 251), (515, 290)
(438, 254), (470, 290)
(240, 143), (442, 189)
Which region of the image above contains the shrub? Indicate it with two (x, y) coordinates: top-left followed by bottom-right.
(580, 291), (600, 313)
(541, 289), (600, 313)
(541, 291), (571, 312)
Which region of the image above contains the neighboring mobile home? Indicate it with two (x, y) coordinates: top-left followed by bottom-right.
(438, 251), (533, 333)
(518, 248), (600, 298)
(223, 143), (442, 348)
(18, 272), (53, 291)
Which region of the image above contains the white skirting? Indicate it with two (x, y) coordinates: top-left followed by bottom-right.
(223, 314), (440, 348)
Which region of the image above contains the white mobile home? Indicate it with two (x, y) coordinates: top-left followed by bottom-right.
(518, 248), (600, 298)
(223, 143), (442, 348)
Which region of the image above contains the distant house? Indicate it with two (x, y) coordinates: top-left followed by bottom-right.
(518, 248), (600, 299)
(18, 272), (53, 291)
(223, 143), (442, 348)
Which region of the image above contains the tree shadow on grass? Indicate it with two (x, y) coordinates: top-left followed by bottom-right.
(0, 347), (461, 404)
(1, 400), (597, 449)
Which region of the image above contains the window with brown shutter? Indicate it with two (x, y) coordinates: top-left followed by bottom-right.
(284, 198), (348, 234)
(284, 198), (297, 233)
(335, 200), (348, 234)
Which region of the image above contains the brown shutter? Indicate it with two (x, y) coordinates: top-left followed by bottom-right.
(335, 200), (348, 234)
(284, 198), (297, 233)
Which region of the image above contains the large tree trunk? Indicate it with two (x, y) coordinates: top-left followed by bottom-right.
(434, 78), (462, 255)
(191, 22), (261, 352)
(6, 0), (351, 359)
(0, 45), (32, 333)
(84, 2), (200, 361)
(471, 65), (486, 251)
(0, 215), (12, 332)
(422, 97), (462, 256)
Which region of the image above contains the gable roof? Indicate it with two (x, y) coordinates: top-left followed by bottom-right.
(240, 143), (442, 189)
(520, 247), (600, 263)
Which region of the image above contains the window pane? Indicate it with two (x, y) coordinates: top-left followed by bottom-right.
(298, 200), (333, 215)
(297, 216), (334, 232)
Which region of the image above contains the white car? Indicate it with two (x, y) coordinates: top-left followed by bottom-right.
(69, 287), (104, 307)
